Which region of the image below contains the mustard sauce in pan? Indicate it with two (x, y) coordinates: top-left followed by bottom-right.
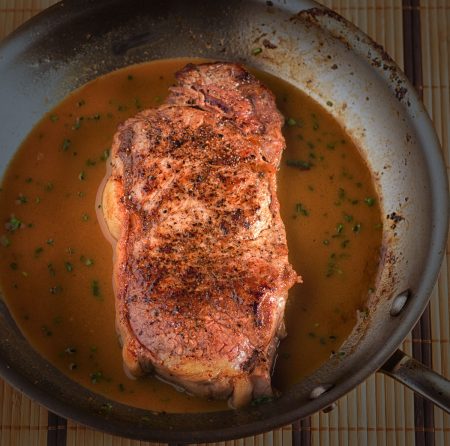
(0, 58), (381, 412)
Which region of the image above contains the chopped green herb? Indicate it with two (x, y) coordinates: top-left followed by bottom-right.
(329, 335), (337, 341)
(6, 215), (22, 232)
(64, 346), (77, 354)
(251, 396), (273, 406)
(49, 285), (62, 295)
(34, 246), (43, 256)
(9, 262), (18, 270)
(45, 182), (54, 191)
(100, 148), (110, 161)
(82, 213), (89, 221)
(307, 141), (315, 149)
(65, 262), (73, 272)
(91, 280), (101, 299)
(47, 238), (54, 245)
(85, 158), (96, 167)
(78, 171), (86, 181)
(77, 99), (86, 107)
(127, 74), (134, 80)
(352, 223), (361, 233)
(62, 139), (71, 151)
(118, 383), (125, 392)
(91, 113), (101, 121)
(326, 100), (333, 107)
(340, 239), (350, 248)
(286, 159), (312, 170)
(16, 194), (27, 204)
(326, 142), (336, 150)
(295, 202), (309, 216)
(323, 239), (330, 246)
(337, 351), (346, 359)
(21, 271), (28, 277)
(344, 214), (353, 222)
(35, 196), (41, 204)
(134, 97), (142, 109)
(66, 247), (75, 255)
(336, 223), (344, 234)
(117, 105), (128, 112)
(251, 47), (262, 55)
(25, 177), (33, 183)
(77, 191), (86, 198)
(90, 345), (98, 353)
(286, 117), (297, 126)
(47, 263), (56, 276)
(90, 371), (103, 384)
(72, 116), (84, 130)
(69, 363), (77, 370)
(1, 235), (11, 247)
(49, 114), (59, 122)
(80, 256), (94, 267)
(364, 197), (376, 207)
(41, 325), (52, 336)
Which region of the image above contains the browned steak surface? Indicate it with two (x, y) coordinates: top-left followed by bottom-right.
(103, 62), (298, 407)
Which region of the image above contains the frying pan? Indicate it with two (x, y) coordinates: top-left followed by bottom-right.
(0, 0), (448, 442)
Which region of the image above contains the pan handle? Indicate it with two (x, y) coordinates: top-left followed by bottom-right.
(380, 349), (450, 413)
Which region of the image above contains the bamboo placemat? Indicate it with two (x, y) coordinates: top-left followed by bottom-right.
(0, 0), (448, 445)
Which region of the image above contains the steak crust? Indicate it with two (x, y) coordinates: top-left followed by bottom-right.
(102, 62), (298, 407)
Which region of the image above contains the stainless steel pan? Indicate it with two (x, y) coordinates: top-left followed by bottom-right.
(0, 0), (448, 442)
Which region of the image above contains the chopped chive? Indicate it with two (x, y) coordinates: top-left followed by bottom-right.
(323, 239), (330, 246)
(77, 99), (86, 107)
(64, 346), (77, 354)
(69, 362), (77, 370)
(344, 214), (353, 222)
(46, 238), (54, 245)
(364, 197), (376, 207)
(65, 262), (73, 272)
(72, 116), (83, 130)
(41, 325), (52, 336)
(35, 197), (41, 204)
(25, 177), (33, 184)
(326, 142), (336, 150)
(326, 100), (333, 107)
(341, 239), (350, 248)
(47, 263), (56, 276)
(352, 223), (361, 233)
(82, 213), (89, 221)
(6, 215), (22, 232)
(78, 171), (86, 181)
(49, 285), (62, 295)
(34, 246), (43, 256)
(295, 202), (309, 216)
(91, 280), (101, 299)
(45, 182), (54, 191)
(16, 194), (27, 204)
(90, 371), (103, 384)
(286, 159), (312, 170)
(62, 139), (71, 151)
(251, 47), (262, 55)
(1, 235), (11, 247)
(49, 114), (59, 122)
(85, 158), (96, 167)
(9, 262), (18, 270)
(100, 148), (110, 161)
(336, 223), (344, 234)
(286, 117), (297, 126)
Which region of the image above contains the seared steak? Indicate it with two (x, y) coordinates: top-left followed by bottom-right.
(102, 62), (298, 407)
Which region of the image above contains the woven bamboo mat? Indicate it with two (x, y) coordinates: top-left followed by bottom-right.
(0, 0), (448, 445)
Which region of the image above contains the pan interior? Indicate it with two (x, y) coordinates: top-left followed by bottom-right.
(0, 0), (446, 442)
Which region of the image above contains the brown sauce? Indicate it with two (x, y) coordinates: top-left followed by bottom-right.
(0, 58), (382, 412)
